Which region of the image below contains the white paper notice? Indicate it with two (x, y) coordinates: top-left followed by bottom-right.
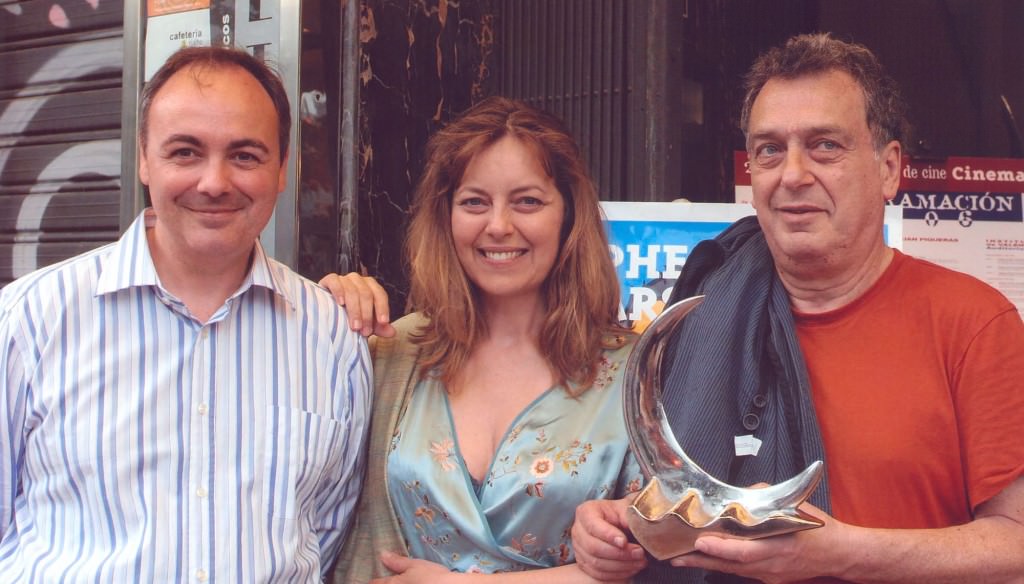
(734, 434), (763, 457)
(145, 9), (211, 81)
(895, 157), (1024, 319)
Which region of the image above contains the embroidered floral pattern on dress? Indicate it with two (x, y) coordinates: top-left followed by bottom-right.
(506, 425), (523, 444)
(402, 479), (462, 557)
(591, 356), (619, 391)
(524, 481), (545, 498)
(525, 456), (553, 497)
(415, 506), (436, 523)
(486, 453), (521, 486)
(550, 542), (571, 565)
(509, 532), (539, 556)
(552, 440), (593, 477)
(429, 438), (457, 471)
(544, 527), (575, 565)
(529, 457), (554, 478)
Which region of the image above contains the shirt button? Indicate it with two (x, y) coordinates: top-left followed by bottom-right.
(196, 486), (208, 498)
(197, 403), (208, 416)
(742, 413), (761, 431)
(196, 569), (208, 582)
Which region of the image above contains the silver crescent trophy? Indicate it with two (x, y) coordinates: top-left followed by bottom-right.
(622, 295), (825, 560)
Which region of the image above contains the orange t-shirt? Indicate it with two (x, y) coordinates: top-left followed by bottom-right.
(794, 250), (1024, 529)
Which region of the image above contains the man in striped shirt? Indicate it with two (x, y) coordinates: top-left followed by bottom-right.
(0, 47), (372, 582)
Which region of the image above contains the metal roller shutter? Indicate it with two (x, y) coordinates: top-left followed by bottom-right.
(0, 0), (124, 287)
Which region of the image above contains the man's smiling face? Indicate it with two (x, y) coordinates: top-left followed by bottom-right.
(138, 63), (287, 269)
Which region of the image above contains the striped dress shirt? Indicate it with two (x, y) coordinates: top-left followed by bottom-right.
(0, 211), (372, 583)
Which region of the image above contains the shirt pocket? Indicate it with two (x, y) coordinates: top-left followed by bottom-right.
(263, 405), (345, 521)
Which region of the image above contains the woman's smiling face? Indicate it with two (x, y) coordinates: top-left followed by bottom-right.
(450, 135), (566, 305)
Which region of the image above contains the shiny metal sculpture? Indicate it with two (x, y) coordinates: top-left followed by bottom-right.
(622, 296), (824, 560)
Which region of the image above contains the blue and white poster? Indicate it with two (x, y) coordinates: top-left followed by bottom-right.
(602, 202), (754, 329)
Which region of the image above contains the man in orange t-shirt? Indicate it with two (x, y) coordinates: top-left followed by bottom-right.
(573, 33), (1024, 584)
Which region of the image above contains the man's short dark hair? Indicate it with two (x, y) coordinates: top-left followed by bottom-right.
(139, 47), (291, 161)
(740, 33), (908, 151)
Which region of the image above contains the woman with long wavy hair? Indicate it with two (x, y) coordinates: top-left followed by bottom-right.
(325, 97), (646, 583)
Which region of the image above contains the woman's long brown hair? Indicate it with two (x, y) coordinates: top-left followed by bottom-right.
(406, 96), (630, 395)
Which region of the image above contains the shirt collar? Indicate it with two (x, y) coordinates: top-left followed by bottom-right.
(246, 234), (293, 308)
(95, 209), (292, 309)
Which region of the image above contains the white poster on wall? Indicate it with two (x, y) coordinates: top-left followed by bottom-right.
(144, 2), (211, 81)
(895, 157), (1024, 318)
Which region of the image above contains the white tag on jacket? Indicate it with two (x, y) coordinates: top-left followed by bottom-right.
(734, 434), (763, 457)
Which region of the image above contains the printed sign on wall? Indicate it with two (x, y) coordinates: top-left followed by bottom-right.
(143, 1), (212, 80)
(897, 157), (1024, 317)
(602, 202), (753, 329)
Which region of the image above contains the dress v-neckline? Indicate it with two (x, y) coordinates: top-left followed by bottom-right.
(441, 384), (556, 490)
